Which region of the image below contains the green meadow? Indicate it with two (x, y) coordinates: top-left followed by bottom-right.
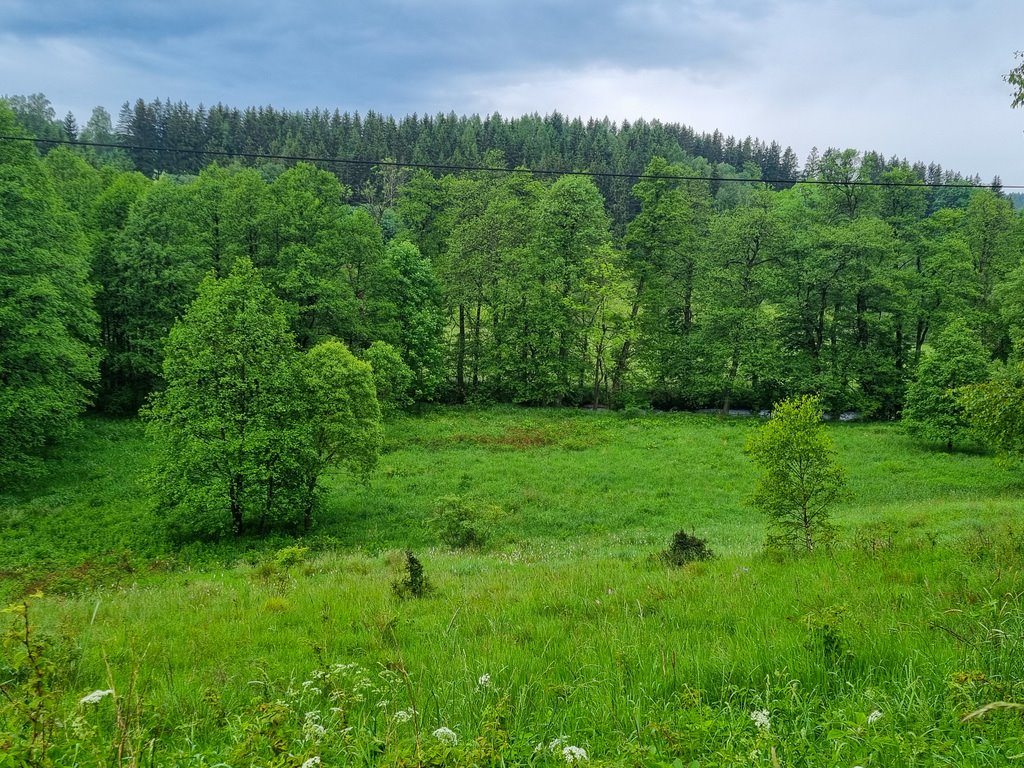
(3, 408), (1024, 766)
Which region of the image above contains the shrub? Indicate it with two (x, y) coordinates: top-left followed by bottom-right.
(661, 530), (715, 566)
(392, 550), (431, 599)
(430, 495), (491, 549)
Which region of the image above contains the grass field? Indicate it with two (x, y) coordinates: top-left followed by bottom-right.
(3, 408), (1024, 765)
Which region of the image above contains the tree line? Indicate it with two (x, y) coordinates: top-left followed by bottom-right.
(2, 92), (991, 232)
(2, 97), (1023, 494)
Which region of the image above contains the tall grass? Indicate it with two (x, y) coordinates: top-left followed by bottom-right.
(3, 408), (1024, 764)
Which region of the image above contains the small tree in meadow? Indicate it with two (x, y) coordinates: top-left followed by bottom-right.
(745, 395), (847, 552)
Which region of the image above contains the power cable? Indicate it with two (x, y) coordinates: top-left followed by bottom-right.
(0, 134), (1019, 189)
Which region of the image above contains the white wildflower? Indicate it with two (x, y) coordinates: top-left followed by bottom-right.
(303, 711), (326, 740)
(393, 709), (414, 723)
(750, 708), (771, 731)
(433, 726), (458, 745)
(301, 758), (321, 768)
(478, 673), (491, 687)
(562, 745), (588, 763)
(79, 689), (114, 705)
(867, 709), (883, 724)
(548, 736), (567, 751)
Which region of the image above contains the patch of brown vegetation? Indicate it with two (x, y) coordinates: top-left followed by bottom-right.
(452, 427), (556, 449)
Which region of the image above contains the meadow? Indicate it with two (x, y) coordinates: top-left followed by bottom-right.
(3, 407), (1024, 766)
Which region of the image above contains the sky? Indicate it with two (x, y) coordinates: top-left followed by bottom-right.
(2, 0), (1023, 183)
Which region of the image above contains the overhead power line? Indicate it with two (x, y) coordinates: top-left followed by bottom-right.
(0, 134), (1019, 190)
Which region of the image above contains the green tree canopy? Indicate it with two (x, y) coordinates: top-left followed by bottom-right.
(146, 258), (381, 538)
(903, 319), (990, 451)
(363, 340), (413, 413)
(959, 362), (1024, 465)
(0, 105), (99, 485)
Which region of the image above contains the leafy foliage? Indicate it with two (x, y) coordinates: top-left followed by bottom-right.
(2, 93), (1022, 486)
(661, 530), (715, 566)
(0, 596), (59, 766)
(959, 362), (1024, 464)
(903, 318), (990, 450)
(745, 395), (848, 552)
(430, 495), (492, 549)
(392, 550), (431, 598)
(0, 105), (99, 485)
(363, 340), (413, 413)
(146, 259), (381, 538)
(1008, 50), (1024, 109)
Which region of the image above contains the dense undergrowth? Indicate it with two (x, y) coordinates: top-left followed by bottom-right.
(3, 407), (1024, 765)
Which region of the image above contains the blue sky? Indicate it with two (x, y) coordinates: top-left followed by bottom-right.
(3, 0), (1022, 182)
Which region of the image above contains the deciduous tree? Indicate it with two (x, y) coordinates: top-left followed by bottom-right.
(0, 106), (99, 484)
(959, 362), (1024, 465)
(903, 319), (990, 451)
(745, 395), (847, 552)
(146, 259), (381, 538)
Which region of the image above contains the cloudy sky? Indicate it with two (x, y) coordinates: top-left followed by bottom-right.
(3, 0), (1022, 182)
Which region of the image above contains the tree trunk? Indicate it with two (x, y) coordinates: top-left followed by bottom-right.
(456, 304), (466, 402)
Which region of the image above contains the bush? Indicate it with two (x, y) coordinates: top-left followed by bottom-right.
(661, 530), (715, 566)
(430, 496), (491, 549)
(392, 550), (431, 599)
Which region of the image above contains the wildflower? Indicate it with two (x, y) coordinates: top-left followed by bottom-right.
(548, 737), (567, 751)
(867, 709), (883, 724)
(301, 758), (321, 768)
(750, 709), (771, 731)
(478, 673), (491, 687)
(79, 689), (114, 705)
(303, 711), (326, 740)
(393, 709), (414, 723)
(433, 726), (458, 745)
(562, 745), (588, 763)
